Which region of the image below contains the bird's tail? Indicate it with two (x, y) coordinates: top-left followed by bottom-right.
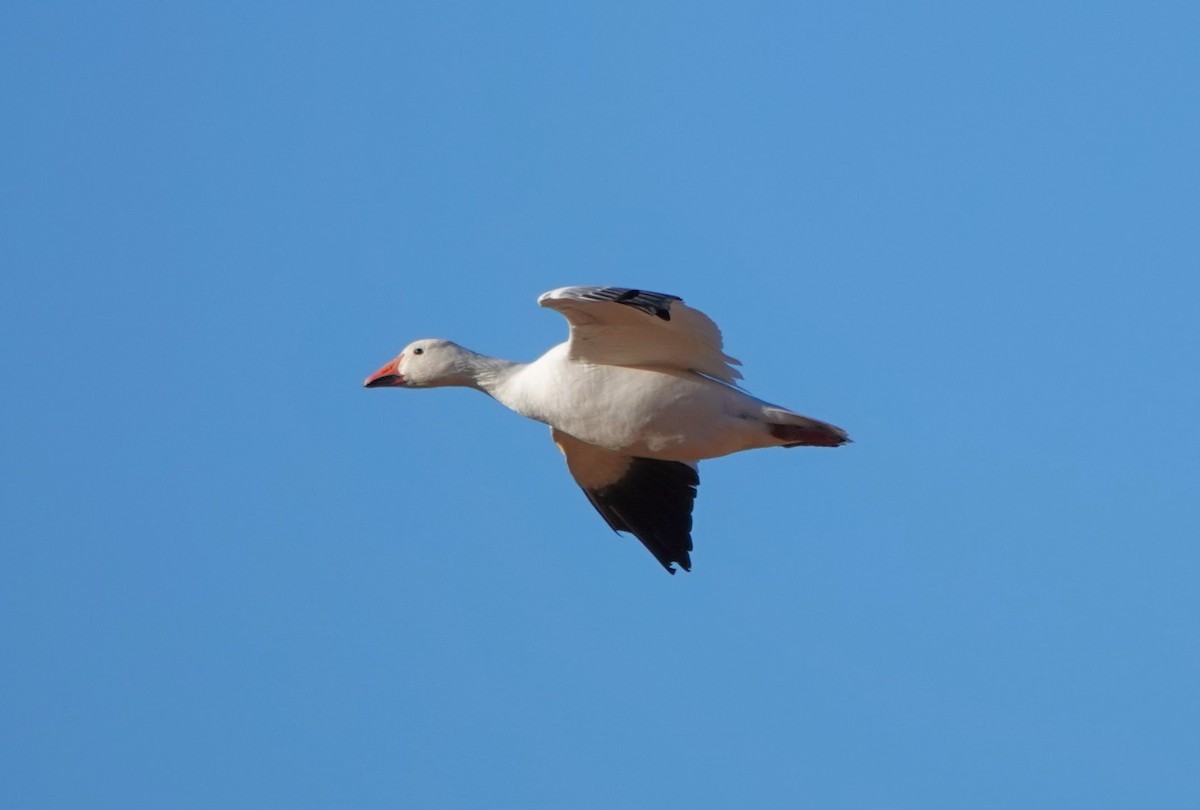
(763, 407), (851, 448)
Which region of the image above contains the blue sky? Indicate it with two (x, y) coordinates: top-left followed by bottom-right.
(3, 2), (1199, 807)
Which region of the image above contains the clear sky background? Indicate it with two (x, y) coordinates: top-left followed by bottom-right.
(3, 2), (1199, 808)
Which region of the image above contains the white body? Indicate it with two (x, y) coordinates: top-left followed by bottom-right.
(364, 286), (848, 573)
(491, 343), (782, 461)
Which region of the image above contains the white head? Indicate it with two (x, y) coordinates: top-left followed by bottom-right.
(363, 339), (479, 389)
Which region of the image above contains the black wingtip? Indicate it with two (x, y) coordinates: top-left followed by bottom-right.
(582, 457), (698, 574)
(581, 287), (678, 321)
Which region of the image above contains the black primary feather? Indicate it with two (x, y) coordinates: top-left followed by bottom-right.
(574, 287), (680, 321)
(581, 457), (699, 573)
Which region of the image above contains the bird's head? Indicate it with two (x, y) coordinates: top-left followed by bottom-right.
(363, 339), (476, 389)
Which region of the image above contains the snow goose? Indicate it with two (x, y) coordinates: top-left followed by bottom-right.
(364, 286), (849, 574)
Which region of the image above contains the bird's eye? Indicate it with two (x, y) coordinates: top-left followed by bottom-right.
(413, 347), (424, 355)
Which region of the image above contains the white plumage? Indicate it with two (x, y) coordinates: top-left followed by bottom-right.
(365, 286), (849, 573)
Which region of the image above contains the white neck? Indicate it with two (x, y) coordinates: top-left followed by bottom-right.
(466, 352), (523, 395)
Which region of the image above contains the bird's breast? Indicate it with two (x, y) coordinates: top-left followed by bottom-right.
(499, 360), (758, 461)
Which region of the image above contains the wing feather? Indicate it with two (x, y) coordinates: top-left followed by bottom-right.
(538, 286), (743, 385)
(552, 428), (699, 574)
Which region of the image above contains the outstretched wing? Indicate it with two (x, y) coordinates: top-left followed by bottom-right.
(552, 428), (699, 574)
(538, 286), (743, 385)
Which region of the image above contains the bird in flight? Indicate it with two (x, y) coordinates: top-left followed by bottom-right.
(364, 286), (849, 573)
